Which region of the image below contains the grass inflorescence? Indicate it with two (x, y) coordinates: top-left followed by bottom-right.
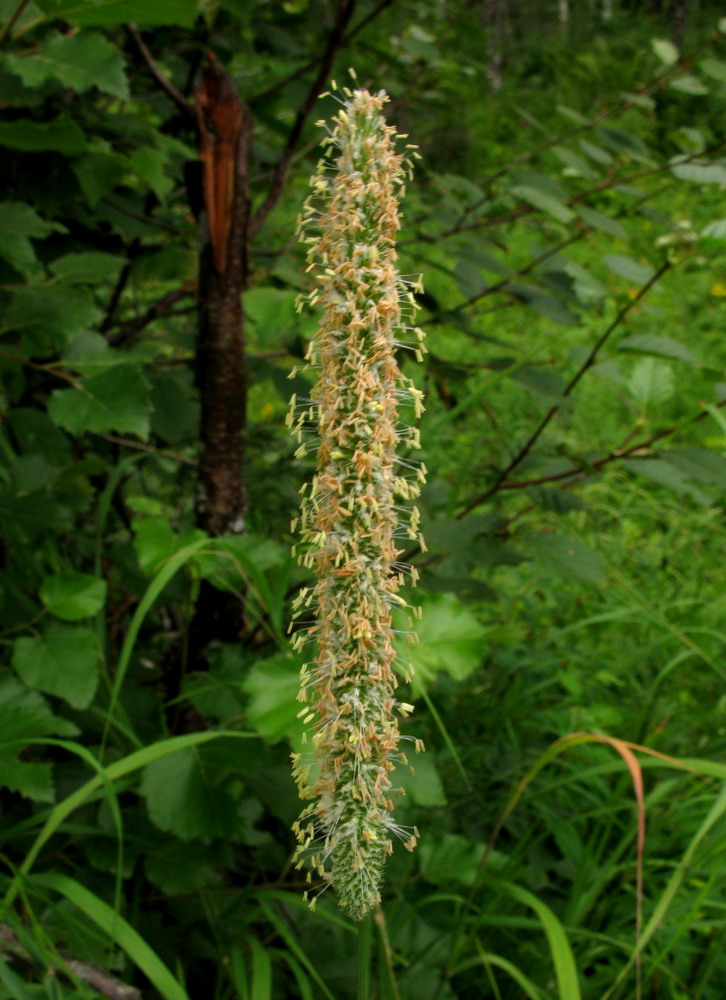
(287, 82), (426, 920)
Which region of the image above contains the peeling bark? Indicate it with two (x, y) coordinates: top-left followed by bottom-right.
(195, 53), (252, 536)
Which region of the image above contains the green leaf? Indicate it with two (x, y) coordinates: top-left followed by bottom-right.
(30, 873), (190, 1000)
(50, 251), (126, 284)
(618, 333), (697, 364)
(13, 623), (101, 709)
(491, 879), (582, 1000)
(5, 30), (128, 97)
(510, 286), (579, 326)
(596, 126), (650, 162)
(0, 676), (78, 802)
(526, 533), (604, 584)
(699, 57), (726, 83)
(700, 218), (726, 241)
(578, 139), (613, 165)
(37, 0), (199, 26)
(671, 160), (726, 184)
(395, 753), (447, 806)
(603, 254), (655, 284)
(626, 357), (674, 407)
(241, 651), (305, 744)
(651, 37), (679, 65)
(129, 146), (175, 199)
(510, 185), (574, 223)
(550, 146), (595, 179)
(39, 572), (107, 621)
(0, 116), (86, 153)
(664, 446), (726, 487)
(145, 840), (220, 894)
(669, 74), (709, 95)
(4, 285), (102, 353)
(420, 833), (486, 886)
(48, 363), (152, 439)
(623, 458), (709, 501)
(73, 151), (126, 206)
(0, 202), (60, 279)
(576, 205), (626, 239)
(140, 745), (242, 843)
(243, 287), (298, 345)
(395, 592), (486, 694)
(511, 365), (566, 399)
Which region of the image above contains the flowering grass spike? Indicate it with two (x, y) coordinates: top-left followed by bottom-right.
(288, 83), (426, 921)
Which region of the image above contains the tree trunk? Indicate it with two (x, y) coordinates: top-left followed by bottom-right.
(194, 53), (252, 537)
(669, 0), (687, 50)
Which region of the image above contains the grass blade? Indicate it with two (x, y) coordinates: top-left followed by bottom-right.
(31, 872), (189, 1000)
(487, 878), (581, 1000)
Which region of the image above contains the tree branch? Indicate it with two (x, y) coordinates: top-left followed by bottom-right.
(250, 0), (357, 236)
(125, 23), (196, 123)
(250, 0), (393, 103)
(0, 925), (141, 1000)
(456, 258), (672, 518)
(108, 287), (195, 345)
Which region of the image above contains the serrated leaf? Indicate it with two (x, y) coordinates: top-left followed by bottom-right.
(420, 833), (486, 886)
(624, 458), (710, 502)
(627, 357), (674, 407)
(241, 652), (304, 744)
(527, 533), (604, 584)
(0, 202), (60, 279)
(37, 0), (198, 26)
(140, 745), (241, 843)
(395, 592), (486, 694)
(40, 572), (107, 621)
(6, 31), (128, 98)
(618, 334), (697, 364)
(394, 754), (447, 806)
(145, 841), (219, 894)
(48, 363), (151, 439)
(0, 116), (86, 153)
(73, 151), (126, 206)
(0, 676), (78, 802)
(651, 37), (679, 65)
(50, 251), (125, 284)
(12, 623), (101, 709)
(4, 285), (102, 354)
(664, 446), (726, 487)
(129, 146), (175, 199)
(603, 254), (655, 284)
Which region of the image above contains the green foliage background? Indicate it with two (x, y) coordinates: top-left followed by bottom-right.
(1, 1), (726, 997)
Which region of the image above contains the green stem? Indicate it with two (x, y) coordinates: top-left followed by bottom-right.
(357, 913), (373, 1000)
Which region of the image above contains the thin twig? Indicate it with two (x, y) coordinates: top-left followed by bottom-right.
(250, 0), (394, 103)
(125, 24), (196, 122)
(108, 287), (195, 345)
(498, 396), (726, 495)
(250, 0), (357, 235)
(457, 258), (671, 518)
(0, 0), (30, 47)
(99, 434), (198, 466)
(101, 196), (183, 234)
(0, 925), (140, 1000)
